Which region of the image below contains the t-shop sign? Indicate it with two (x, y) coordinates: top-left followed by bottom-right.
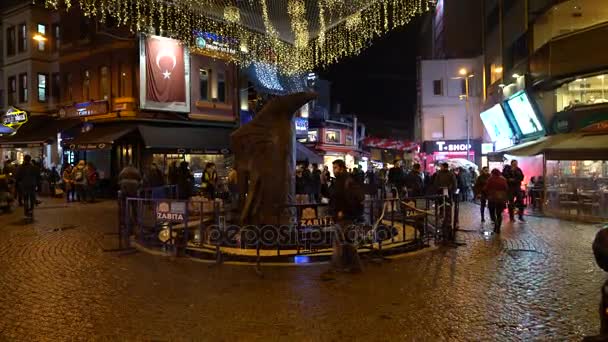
(157, 201), (186, 222)
(435, 141), (471, 152)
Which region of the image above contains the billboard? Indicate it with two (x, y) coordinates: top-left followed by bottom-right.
(480, 104), (515, 150)
(139, 35), (190, 112)
(505, 91), (544, 138)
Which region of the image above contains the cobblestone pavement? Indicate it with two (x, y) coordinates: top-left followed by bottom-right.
(0, 198), (605, 341)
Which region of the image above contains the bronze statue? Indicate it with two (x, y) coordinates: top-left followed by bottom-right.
(231, 92), (317, 225)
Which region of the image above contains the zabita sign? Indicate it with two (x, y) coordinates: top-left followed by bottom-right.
(156, 201), (186, 222)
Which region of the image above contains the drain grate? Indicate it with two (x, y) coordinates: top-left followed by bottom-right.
(502, 238), (545, 258)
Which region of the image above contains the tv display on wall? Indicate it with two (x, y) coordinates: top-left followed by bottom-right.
(480, 104), (515, 150)
(505, 91), (545, 138)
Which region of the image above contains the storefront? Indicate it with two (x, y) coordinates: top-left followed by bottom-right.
(0, 114), (80, 169)
(63, 122), (234, 185)
(496, 122), (608, 221)
(421, 139), (482, 172)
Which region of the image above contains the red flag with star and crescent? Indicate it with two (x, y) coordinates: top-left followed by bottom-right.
(145, 37), (186, 103)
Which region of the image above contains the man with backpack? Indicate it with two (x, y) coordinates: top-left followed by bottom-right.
(72, 160), (88, 203)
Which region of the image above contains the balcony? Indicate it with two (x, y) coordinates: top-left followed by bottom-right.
(530, 0), (608, 80)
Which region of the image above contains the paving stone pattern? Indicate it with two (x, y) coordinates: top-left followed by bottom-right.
(0, 199), (605, 341)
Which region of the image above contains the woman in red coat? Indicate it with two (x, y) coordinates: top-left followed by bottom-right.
(484, 169), (509, 233)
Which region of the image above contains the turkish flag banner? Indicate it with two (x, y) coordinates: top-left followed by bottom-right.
(145, 37), (186, 103)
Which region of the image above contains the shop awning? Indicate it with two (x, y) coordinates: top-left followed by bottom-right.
(297, 142), (322, 164)
(138, 125), (232, 153)
(0, 117), (80, 148)
(544, 133), (608, 160)
(494, 137), (550, 157)
(65, 124), (138, 150)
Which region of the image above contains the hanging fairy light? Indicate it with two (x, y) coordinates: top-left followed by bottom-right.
(38, 0), (430, 73)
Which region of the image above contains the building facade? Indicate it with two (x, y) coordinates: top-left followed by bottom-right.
(1, 3), (239, 189)
(416, 57), (485, 171)
(481, 0), (608, 221)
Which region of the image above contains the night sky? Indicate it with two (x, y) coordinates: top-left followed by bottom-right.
(319, 16), (425, 139)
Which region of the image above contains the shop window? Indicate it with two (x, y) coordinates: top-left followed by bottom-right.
(545, 160), (608, 219)
(325, 130), (341, 144)
(556, 73), (608, 111)
(100, 66), (110, 100)
(52, 73), (60, 102)
(6, 26), (16, 56)
(307, 130), (318, 142)
(18, 23), (27, 53)
(19, 73), (28, 103)
(199, 69), (209, 101)
(82, 69), (90, 100)
(52, 23), (60, 52)
(8, 76), (16, 105)
(37, 24), (46, 51)
(346, 135), (353, 146)
(217, 71), (226, 103)
(433, 79), (443, 96)
(37, 73), (48, 103)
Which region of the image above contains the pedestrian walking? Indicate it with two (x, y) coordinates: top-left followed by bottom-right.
(15, 155), (40, 220)
(227, 167), (238, 210)
(320, 165), (331, 199)
(176, 161), (194, 200)
(485, 169), (508, 233)
(404, 163), (424, 197)
(49, 166), (60, 197)
(62, 165), (75, 202)
(432, 162), (457, 196)
(201, 162), (218, 199)
(474, 166), (491, 223)
(295, 165), (308, 204)
(503, 160), (525, 222)
(324, 159), (364, 277)
(388, 159), (405, 199)
(86, 163), (98, 203)
(118, 164), (142, 198)
(311, 163), (322, 203)
(72, 160), (88, 203)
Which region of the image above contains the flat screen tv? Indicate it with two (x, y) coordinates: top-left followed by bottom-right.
(480, 104), (515, 150)
(505, 91), (545, 138)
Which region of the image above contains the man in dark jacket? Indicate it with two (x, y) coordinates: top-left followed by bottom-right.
(404, 163), (424, 197)
(503, 160), (525, 222)
(388, 159), (405, 198)
(311, 163), (322, 203)
(15, 155), (40, 219)
(432, 163), (457, 196)
(474, 166), (491, 222)
(330, 159), (364, 222)
(327, 159), (363, 274)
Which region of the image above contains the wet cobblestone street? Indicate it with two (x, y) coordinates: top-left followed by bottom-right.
(0, 199), (605, 341)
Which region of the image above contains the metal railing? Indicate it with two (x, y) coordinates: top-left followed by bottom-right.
(116, 191), (460, 261)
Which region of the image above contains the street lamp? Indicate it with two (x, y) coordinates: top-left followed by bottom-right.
(453, 68), (475, 162)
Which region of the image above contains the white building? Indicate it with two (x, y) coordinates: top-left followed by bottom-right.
(416, 57), (487, 169)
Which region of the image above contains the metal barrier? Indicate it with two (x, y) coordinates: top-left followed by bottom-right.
(116, 192), (461, 261)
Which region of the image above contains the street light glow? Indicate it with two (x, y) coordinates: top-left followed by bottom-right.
(459, 68), (467, 76)
(33, 34), (47, 42)
(494, 67), (503, 73)
(512, 73), (520, 78)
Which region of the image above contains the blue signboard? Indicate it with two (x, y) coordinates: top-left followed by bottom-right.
(295, 117), (308, 136)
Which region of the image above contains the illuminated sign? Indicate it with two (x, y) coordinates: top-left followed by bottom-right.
(194, 31), (237, 55)
(480, 104), (515, 150)
(505, 91), (545, 137)
(2, 107), (28, 130)
(435, 141), (471, 152)
(295, 117), (308, 136)
(60, 101), (109, 118)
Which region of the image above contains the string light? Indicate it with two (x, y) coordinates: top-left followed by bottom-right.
(38, 0), (431, 74)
